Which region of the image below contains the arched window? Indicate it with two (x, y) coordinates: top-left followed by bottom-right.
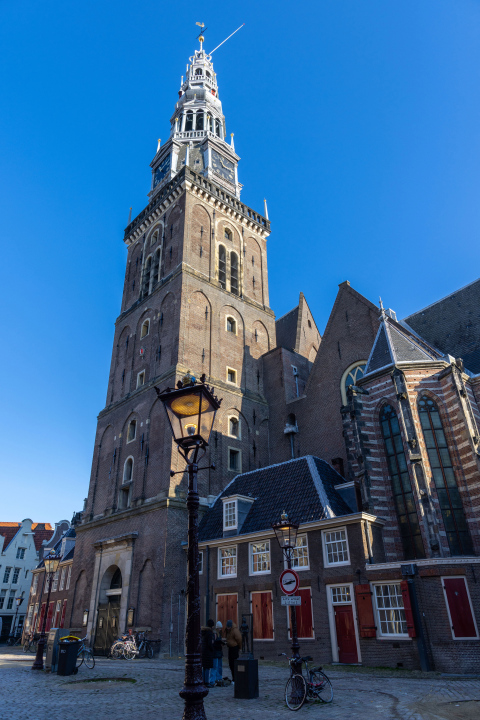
(229, 417), (239, 438)
(207, 114), (213, 133)
(141, 320), (150, 339)
(123, 457), (133, 484)
(226, 316), (236, 334)
(380, 404), (425, 560)
(215, 119), (221, 138)
(152, 247), (161, 289)
(110, 568), (122, 589)
(142, 257), (152, 297)
(230, 252), (239, 296)
(151, 229), (159, 246)
(224, 228), (232, 241)
(340, 361), (367, 405)
(218, 245), (226, 289)
(185, 112), (193, 132)
(127, 420), (136, 443)
(196, 111), (204, 131)
(195, 68), (202, 76)
(418, 396), (473, 555)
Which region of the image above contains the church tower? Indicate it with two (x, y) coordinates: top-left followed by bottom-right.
(70, 40), (275, 650)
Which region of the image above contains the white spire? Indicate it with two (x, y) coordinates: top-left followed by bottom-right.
(264, 199), (269, 220)
(230, 133), (235, 150)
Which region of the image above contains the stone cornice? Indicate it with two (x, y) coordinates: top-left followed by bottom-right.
(75, 496), (189, 533)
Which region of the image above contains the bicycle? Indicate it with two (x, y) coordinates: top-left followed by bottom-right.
(23, 634), (38, 654)
(6, 634), (22, 647)
(75, 635), (95, 669)
(135, 631), (154, 659)
(279, 653), (333, 711)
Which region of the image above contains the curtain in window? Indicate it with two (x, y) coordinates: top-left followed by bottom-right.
(418, 396), (473, 555)
(380, 404), (425, 560)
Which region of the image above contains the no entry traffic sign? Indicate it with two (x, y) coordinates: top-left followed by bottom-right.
(279, 568), (299, 595)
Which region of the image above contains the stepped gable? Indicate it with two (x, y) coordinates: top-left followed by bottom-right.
(199, 455), (351, 542)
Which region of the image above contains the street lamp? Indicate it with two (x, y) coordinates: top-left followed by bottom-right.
(156, 372), (221, 720)
(9, 596), (24, 640)
(32, 550), (61, 671)
(272, 512), (301, 673)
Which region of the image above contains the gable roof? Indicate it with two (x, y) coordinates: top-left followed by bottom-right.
(276, 293), (321, 358)
(199, 456), (352, 542)
(32, 523), (54, 551)
(365, 311), (443, 375)
(0, 522), (53, 552)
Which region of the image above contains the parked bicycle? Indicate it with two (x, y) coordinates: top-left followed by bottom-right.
(279, 653), (333, 711)
(6, 634), (22, 647)
(23, 634), (38, 654)
(109, 631), (154, 660)
(76, 635), (95, 669)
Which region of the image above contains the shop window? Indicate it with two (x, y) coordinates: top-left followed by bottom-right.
(380, 404), (425, 560)
(418, 396), (473, 555)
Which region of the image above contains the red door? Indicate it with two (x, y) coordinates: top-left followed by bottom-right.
(443, 578), (478, 639)
(334, 605), (358, 663)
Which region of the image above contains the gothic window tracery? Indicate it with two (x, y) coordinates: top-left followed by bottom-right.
(418, 396), (473, 555)
(379, 404), (425, 560)
(340, 361), (367, 405)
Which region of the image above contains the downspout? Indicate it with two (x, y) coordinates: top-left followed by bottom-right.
(403, 566), (431, 672)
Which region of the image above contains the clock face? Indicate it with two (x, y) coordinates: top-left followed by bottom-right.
(153, 154), (171, 187)
(211, 150), (235, 184)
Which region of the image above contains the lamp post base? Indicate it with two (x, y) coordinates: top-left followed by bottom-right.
(32, 636), (46, 671)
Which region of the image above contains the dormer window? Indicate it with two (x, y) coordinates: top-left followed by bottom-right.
(223, 500), (237, 530)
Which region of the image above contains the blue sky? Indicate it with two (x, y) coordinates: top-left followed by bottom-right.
(1, 0), (480, 523)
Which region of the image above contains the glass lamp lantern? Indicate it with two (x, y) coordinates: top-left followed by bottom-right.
(15, 597), (23, 608)
(44, 551), (61, 575)
(156, 373), (221, 450)
(272, 512), (299, 552)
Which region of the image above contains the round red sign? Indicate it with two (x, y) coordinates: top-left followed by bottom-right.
(279, 568), (300, 596)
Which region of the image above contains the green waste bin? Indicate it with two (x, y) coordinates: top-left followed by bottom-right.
(57, 639), (80, 676)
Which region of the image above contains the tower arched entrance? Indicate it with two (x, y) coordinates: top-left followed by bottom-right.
(93, 565), (123, 655)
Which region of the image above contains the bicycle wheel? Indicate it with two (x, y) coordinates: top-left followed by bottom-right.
(310, 671), (333, 703)
(29, 640), (38, 654)
(76, 650), (84, 668)
(110, 641), (124, 659)
(146, 643), (154, 659)
(83, 649), (95, 669)
(285, 674), (307, 711)
(123, 642), (137, 660)
(137, 642), (146, 659)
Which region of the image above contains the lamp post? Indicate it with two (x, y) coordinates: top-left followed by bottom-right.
(156, 372), (221, 720)
(32, 550), (60, 671)
(10, 596), (23, 639)
(272, 512), (301, 674)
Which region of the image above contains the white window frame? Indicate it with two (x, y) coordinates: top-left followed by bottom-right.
(16, 547), (26, 559)
(59, 567), (66, 592)
(3, 567), (12, 584)
(12, 567), (20, 584)
(326, 582), (362, 663)
(52, 570), (59, 592)
(141, 319), (150, 338)
(218, 546), (237, 579)
(66, 565), (72, 590)
(137, 370), (146, 388)
(123, 456), (134, 484)
(127, 420), (137, 443)
(372, 582), (409, 639)
(32, 573), (39, 596)
(198, 551), (203, 575)
(226, 367), (237, 385)
(441, 576), (479, 640)
(322, 527), (350, 567)
(249, 540), (271, 576)
(250, 590), (275, 641)
(284, 534), (310, 571)
(227, 415), (241, 440)
(54, 600), (62, 626)
(228, 447), (242, 473)
(222, 499), (238, 530)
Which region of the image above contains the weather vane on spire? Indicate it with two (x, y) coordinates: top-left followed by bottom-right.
(196, 22), (207, 49)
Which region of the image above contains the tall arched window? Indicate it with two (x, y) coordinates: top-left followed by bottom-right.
(142, 256), (152, 297)
(215, 119), (221, 138)
(152, 247), (161, 289)
(418, 396), (473, 555)
(196, 111), (204, 131)
(230, 252), (239, 296)
(123, 457), (133, 484)
(185, 112), (193, 132)
(340, 362), (367, 405)
(151, 229), (159, 246)
(380, 404), (425, 560)
(218, 245), (226, 289)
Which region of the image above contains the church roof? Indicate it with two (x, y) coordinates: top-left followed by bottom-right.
(365, 309), (444, 375)
(199, 456), (352, 542)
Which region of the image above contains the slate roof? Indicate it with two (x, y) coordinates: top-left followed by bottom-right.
(199, 456), (352, 542)
(365, 314), (443, 375)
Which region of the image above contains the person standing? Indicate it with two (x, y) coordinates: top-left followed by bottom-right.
(201, 619), (215, 688)
(224, 619), (242, 683)
(213, 620), (224, 685)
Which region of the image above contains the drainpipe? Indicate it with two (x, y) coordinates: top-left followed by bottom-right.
(205, 546), (210, 623)
(169, 590), (173, 657)
(402, 565), (431, 672)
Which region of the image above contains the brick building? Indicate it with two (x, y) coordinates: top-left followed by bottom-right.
(68, 38), (480, 670)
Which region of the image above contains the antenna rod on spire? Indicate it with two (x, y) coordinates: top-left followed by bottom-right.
(209, 23), (245, 55)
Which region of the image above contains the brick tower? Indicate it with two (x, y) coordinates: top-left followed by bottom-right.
(70, 40), (275, 650)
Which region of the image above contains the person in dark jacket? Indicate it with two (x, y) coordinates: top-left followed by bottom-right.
(201, 618), (215, 688)
(224, 619), (242, 683)
(213, 620), (224, 685)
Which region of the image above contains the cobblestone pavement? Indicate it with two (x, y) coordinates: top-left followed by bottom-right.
(1, 648), (479, 720)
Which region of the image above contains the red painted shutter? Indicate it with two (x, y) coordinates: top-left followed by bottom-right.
(444, 578), (477, 638)
(252, 593), (262, 639)
(60, 600), (67, 629)
(217, 595), (227, 627)
(46, 602), (54, 632)
(289, 588), (313, 639)
(400, 581), (416, 638)
(228, 594), (238, 626)
(38, 603), (46, 632)
(355, 584), (376, 637)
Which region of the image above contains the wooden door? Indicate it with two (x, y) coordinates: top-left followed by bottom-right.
(251, 592), (273, 639)
(216, 594), (237, 628)
(94, 599), (121, 655)
(443, 578), (478, 639)
(334, 605), (358, 663)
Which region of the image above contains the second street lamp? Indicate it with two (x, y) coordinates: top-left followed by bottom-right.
(156, 372), (221, 720)
(32, 550), (61, 671)
(272, 512), (302, 674)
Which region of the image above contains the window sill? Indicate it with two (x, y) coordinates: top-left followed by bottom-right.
(249, 571), (271, 577)
(376, 636), (411, 641)
(218, 575), (238, 580)
(325, 561), (351, 568)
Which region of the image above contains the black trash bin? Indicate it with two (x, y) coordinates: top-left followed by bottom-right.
(57, 639), (80, 676)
